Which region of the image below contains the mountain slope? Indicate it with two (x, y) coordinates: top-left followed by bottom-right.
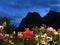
(18, 12), (43, 31)
(43, 10), (60, 29)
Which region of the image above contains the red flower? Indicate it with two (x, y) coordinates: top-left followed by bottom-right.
(0, 35), (4, 40)
(23, 28), (34, 39)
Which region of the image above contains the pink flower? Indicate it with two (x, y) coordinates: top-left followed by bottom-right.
(43, 33), (48, 39)
(42, 33), (53, 41)
(52, 29), (56, 32)
(47, 27), (54, 32)
(0, 35), (4, 40)
(23, 28), (34, 39)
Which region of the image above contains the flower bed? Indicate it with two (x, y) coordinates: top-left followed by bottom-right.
(0, 25), (60, 45)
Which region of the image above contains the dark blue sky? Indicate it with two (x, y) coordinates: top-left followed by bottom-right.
(0, 0), (60, 27)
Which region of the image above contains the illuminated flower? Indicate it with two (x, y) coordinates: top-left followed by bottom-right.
(42, 33), (48, 39)
(5, 34), (9, 37)
(0, 25), (4, 30)
(35, 34), (38, 38)
(13, 31), (16, 34)
(47, 37), (52, 41)
(9, 40), (14, 45)
(42, 33), (53, 41)
(40, 26), (45, 30)
(46, 27), (54, 32)
(10, 35), (13, 38)
(0, 35), (4, 40)
(18, 32), (23, 38)
(52, 29), (56, 32)
(54, 31), (58, 34)
(23, 28), (34, 39)
(34, 34), (39, 41)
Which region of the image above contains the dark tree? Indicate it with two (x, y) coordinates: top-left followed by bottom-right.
(6, 25), (17, 34)
(0, 17), (17, 34)
(0, 17), (10, 26)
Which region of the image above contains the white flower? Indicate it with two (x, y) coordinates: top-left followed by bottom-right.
(34, 35), (39, 41)
(10, 35), (13, 38)
(43, 33), (47, 37)
(54, 32), (58, 34)
(35, 35), (38, 38)
(5, 34), (9, 37)
(49, 27), (53, 30)
(0, 25), (4, 29)
(42, 33), (47, 39)
(13, 31), (16, 34)
(47, 37), (52, 41)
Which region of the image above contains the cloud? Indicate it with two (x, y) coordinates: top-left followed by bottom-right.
(0, 0), (60, 11)
(0, 0), (60, 26)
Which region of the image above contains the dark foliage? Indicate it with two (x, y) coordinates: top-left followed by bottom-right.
(0, 17), (10, 26)
(0, 17), (18, 34)
(6, 25), (17, 34)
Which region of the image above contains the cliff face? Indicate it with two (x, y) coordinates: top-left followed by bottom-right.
(18, 12), (43, 31)
(18, 11), (60, 31)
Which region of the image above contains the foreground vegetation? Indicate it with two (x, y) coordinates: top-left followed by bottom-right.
(0, 23), (60, 45)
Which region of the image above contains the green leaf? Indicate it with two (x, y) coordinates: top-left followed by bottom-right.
(32, 26), (39, 33)
(2, 21), (7, 27)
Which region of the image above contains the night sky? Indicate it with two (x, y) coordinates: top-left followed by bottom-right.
(0, 0), (60, 27)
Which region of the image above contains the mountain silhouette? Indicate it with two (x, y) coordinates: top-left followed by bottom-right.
(18, 10), (60, 31)
(18, 12), (43, 31)
(43, 10), (60, 30)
